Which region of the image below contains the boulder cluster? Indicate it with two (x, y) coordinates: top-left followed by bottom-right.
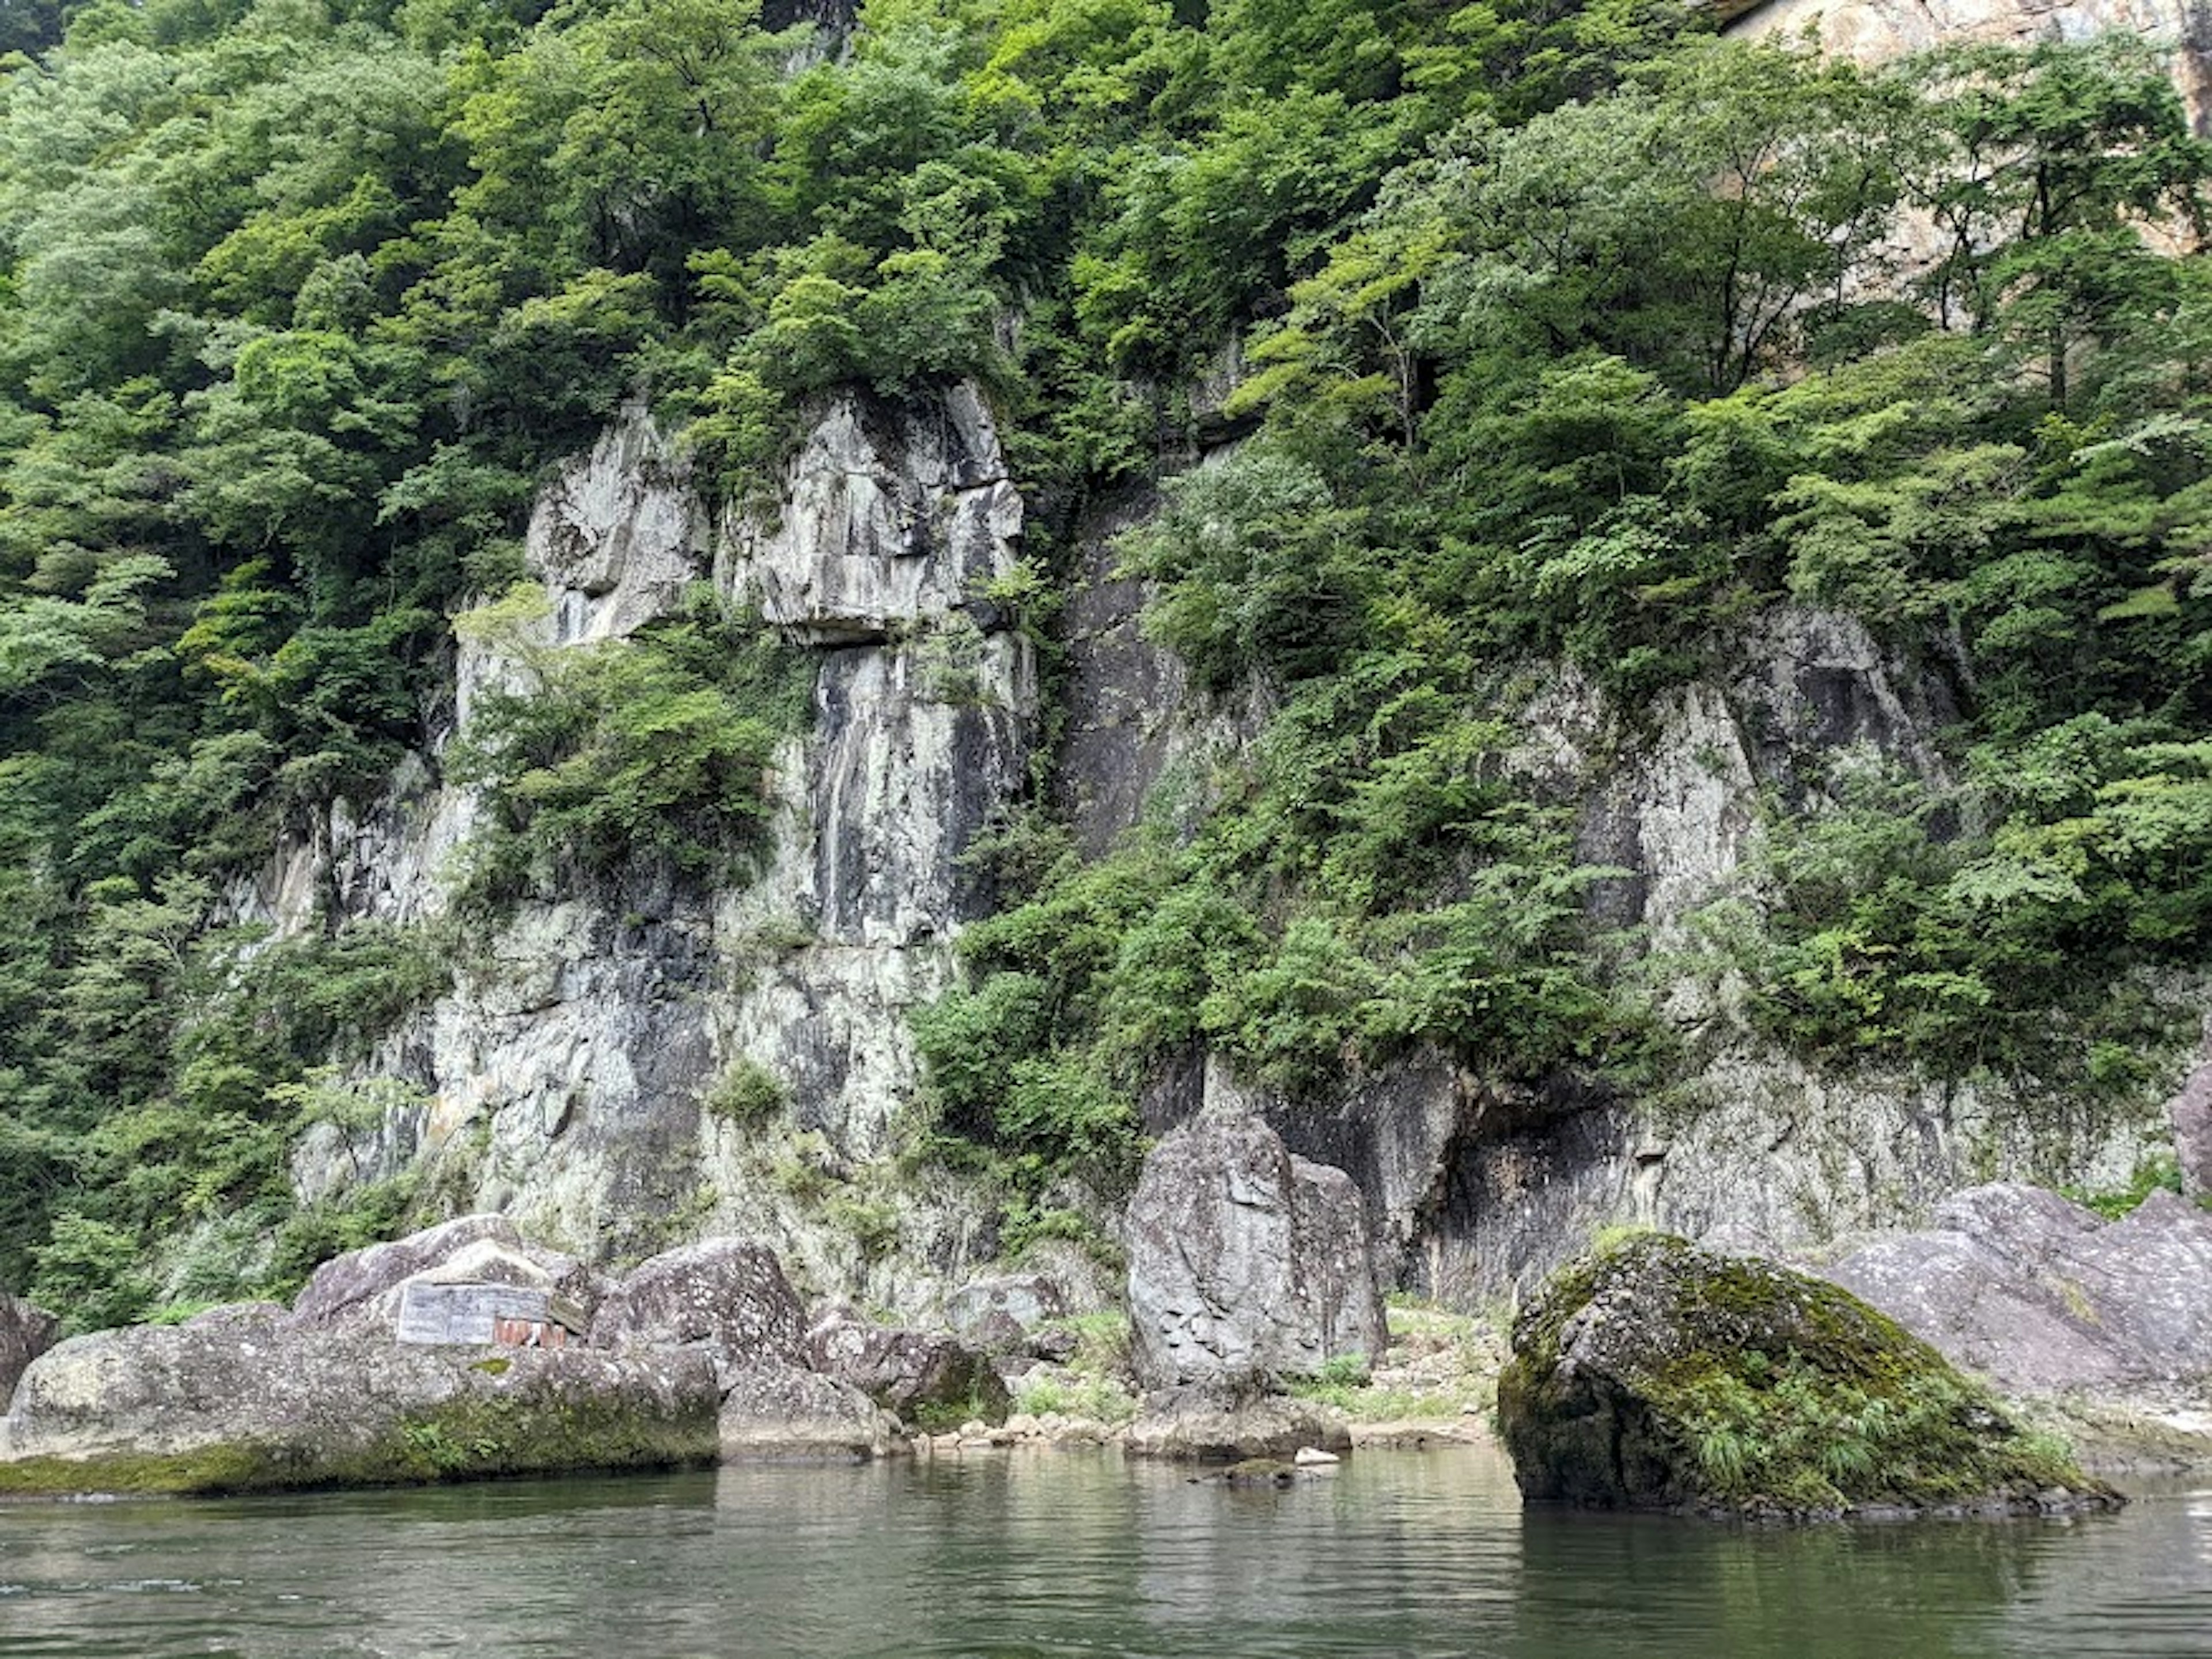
(0, 1218), (1042, 1496)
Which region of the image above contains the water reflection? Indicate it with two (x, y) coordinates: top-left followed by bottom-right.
(0, 1448), (2205, 1658)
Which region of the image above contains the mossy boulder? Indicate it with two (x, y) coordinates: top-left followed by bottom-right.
(0, 1306), (720, 1497)
(1495, 1233), (2121, 1520)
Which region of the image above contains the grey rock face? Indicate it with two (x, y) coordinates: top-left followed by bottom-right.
(724, 384), (1018, 642)
(292, 1214), (524, 1323)
(943, 1274), (1066, 1347)
(715, 1363), (895, 1460)
(1, 1293), (59, 1406)
(1823, 1182), (2212, 1395)
(1126, 1112), (1387, 1391)
(247, 389), (1032, 1301)
(1728, 0), (2212, 135)
(804, 1305), (1010, 1423)
(1123, 1391), (1353, 1462)
(2169, 1020), (2212, 1199)
(589, 1238), (808, 1376)
(0, 1317), (720, 1490)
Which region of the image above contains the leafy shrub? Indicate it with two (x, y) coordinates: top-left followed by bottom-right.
(450, 586), (811, 904)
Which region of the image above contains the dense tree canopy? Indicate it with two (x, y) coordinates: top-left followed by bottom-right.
(2, 0), (2209, 1313)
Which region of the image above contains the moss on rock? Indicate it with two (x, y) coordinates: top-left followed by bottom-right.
(1495, 1234), (2120, 1520)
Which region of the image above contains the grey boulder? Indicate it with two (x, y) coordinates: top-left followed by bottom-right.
(805, 1304), (1009, 1426)
(1, 1293), (59, 1406)
(0, 1314), (718, 1493)
(1823, 1183), (2212, 1395)
(589, 1237), (808, 1375)
(293, 1215), (609, 1330)
(1126, 1111), (1386, 1391)
(1123, 1388), (1351, 1463)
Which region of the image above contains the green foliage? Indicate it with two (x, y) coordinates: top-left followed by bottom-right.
(6, 0), (2212, 1325)
(2061, 1155), (2185, 1220)
(700, 1056), (788, 1128)
(450, 585), (810, 902)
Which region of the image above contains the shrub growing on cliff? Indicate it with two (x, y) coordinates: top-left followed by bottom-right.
(450, 586), (811, 905)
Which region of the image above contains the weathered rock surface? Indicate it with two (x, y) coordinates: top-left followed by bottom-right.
(292, 1214), (525, 1323)
(1123, 1389), (1353, 1463)
(0, 1222), (914, 1489)
(248, 388), (1032, 1305)
(0, 1317), (719, 1495)
(1126, 1111), (1387, 1391)
(724, 383), (1020, 642)
(1, 1293), (59, 1406)
(943, 1274), (1066, 1350)
(294, 1214), (608, 1330)
(715, 1363), (897, 1461)
(2169, 1020), (2212, 1200)
(1821, 1183), (2212, 1395)
(805, 1305), (1010, 1426)
(589, 1237), (809, 1375)
(1497, 1234), (2118, 1519)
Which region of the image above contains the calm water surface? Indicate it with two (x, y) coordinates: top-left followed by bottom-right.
(2, 1447), (2207, 1657)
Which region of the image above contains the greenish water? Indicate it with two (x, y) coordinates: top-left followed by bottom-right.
(1, 1447), (2207, 1657)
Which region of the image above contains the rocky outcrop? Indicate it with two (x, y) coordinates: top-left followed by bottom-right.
(590, 1237), (809, 1374)
(722, 384), (1019, 644)
(586, 1237), (894, 1457)
(0, 1222), (916, 1492)
(1, 1293), (58, 1406)
(247, 384), (1035, 1309)
(1112, 607), (2187, 1308)
(2170, 1020), (2212, 1199)
(1821, 1183), (2212, 1396)
(1726, 0), (2212, 135)
(714, 1361), (895, 1460)
(1126, 1108), (1387, 1391)
(1497, 1233), (2119, 1518)
(1123, 1391), (1353, 1463)
(0, 1313), (720, 1495)
(804, 1305), (1010, 1426)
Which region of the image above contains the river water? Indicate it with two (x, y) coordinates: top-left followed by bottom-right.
(2, 1446), (2207, 1657)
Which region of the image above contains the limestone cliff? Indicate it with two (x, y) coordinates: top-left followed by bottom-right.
(1725, 0), (2212, 133)
(241, 388), (1032, 1308)
(1057, 490), (2191, 1304)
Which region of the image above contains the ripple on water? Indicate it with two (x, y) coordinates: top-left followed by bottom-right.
(0, 1451), (2206, 1659)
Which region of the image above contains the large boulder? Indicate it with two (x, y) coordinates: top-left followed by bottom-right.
(291, 1217), (611, 1331)
(805, 1305), (1010, 1428)
(1126, 1112), (1387, 1391)
(1, 1293), (59, 1406)
(717, 1364), (897, 1461)
(1124, 1388), (1352, 1463)
(1496, 1233), (2118, 1520)
(592, 1239), (896, 1458)
(589, 1237), (808, 1376)
(291, 1215), (523, 1323)
(0, 1308), (719, 1496)
(1821, 1183), (2212, 1395)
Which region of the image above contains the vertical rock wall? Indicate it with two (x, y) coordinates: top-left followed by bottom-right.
(257, 389), (1030, 1302)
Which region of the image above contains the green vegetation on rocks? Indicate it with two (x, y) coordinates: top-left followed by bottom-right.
(1495, 1234), (2115, 1519)
(3, 0), (2210, 1318)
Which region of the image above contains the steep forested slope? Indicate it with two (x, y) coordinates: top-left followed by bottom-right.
(2, 0), (2208, 1324)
